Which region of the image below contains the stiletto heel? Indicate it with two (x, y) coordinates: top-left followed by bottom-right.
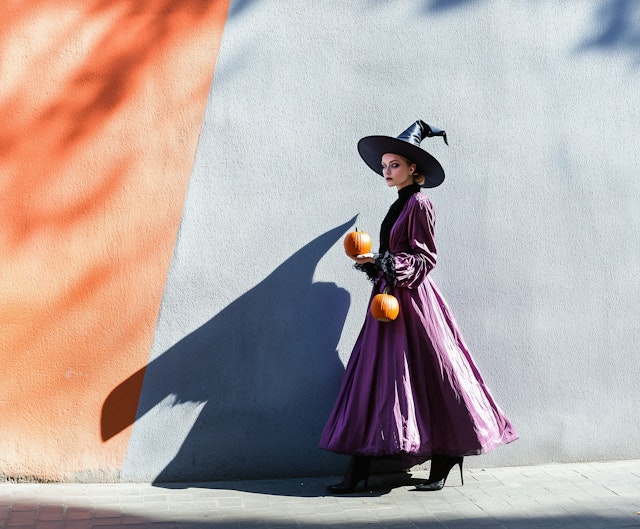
(415, 455), (464, 491)
(327, 456), (371, 494)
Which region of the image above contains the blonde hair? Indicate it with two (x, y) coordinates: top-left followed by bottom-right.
(397, 154), (424, 185)
(412, 171), (425, 186)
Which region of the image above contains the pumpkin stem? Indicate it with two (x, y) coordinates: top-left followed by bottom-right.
(382, 287), (389, 295)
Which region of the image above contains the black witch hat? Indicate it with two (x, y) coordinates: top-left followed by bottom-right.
(357, 120), (448, 188)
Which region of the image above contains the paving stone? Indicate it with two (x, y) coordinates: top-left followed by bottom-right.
(1, 461), (640, 528)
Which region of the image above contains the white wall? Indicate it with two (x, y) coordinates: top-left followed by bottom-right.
(123, 0), (640, 481)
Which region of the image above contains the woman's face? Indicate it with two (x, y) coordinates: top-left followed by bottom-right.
(381, 153), (416, 190)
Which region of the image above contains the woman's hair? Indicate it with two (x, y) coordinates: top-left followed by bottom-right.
(398, 154), (425, 185)
(411, 170), (425, 186)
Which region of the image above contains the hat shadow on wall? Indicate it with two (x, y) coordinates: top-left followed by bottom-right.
(102, 218), (356, 483)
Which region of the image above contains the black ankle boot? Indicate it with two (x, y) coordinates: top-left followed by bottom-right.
(415, 455), (464, 491)
(326, 456), (371, 494)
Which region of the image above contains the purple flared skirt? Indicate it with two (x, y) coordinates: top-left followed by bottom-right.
(319, 275), (518, 466)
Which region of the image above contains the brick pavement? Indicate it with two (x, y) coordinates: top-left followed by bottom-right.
(1, 460), (639, 528)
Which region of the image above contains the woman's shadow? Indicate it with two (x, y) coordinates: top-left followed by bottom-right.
(102, 218), (360, 489)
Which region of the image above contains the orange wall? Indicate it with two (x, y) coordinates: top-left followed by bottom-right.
(0, 0), (229, 480)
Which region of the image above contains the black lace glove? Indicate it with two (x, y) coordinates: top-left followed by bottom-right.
(354, 251), (397, 285)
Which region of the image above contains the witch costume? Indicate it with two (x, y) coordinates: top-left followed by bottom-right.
(319, 120), (518, 493)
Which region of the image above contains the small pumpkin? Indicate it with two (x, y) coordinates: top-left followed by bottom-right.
(343, 228), (372, 257)
(370, 288), (399, 322)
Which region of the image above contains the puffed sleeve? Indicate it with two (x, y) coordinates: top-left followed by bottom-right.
(388, 196), (437, 288)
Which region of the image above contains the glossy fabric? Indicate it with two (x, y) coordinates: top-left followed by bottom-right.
(319, 193), (518, 465)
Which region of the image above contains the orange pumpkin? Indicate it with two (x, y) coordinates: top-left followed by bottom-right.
(343, 228), (372, 257)
(370, 290), (399, 322)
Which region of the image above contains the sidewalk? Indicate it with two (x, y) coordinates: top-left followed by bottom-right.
(1, 460), (639, 528)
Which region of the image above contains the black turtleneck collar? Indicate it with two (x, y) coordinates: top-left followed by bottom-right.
(379, 184), (421, 253)
(397, 183), (421, 200)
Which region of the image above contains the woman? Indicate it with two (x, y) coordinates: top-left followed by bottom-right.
(319, 120), (518, 494)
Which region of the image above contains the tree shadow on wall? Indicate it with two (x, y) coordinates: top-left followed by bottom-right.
(102, 218), (356, 482)
(419, 0), (640, 67)
(426, 0), (478, 11)
(579, 0), (640, 66)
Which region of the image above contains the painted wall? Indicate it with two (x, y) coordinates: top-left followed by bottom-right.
(0, 0), (230, 481)
(2, 0), (639, 482)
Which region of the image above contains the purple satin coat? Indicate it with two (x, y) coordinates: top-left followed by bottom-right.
(319, 193), (518, 464)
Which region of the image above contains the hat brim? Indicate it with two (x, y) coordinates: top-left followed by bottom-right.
(357, 136), (445, 188)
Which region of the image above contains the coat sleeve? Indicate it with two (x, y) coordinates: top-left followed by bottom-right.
(389, 196), (437, 288)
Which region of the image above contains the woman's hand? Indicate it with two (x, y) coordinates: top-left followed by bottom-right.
(350, 252), (375, 264)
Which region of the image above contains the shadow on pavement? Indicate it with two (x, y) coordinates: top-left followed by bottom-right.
(3, 499), (639, 528)
(159, 470), (421, 498)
